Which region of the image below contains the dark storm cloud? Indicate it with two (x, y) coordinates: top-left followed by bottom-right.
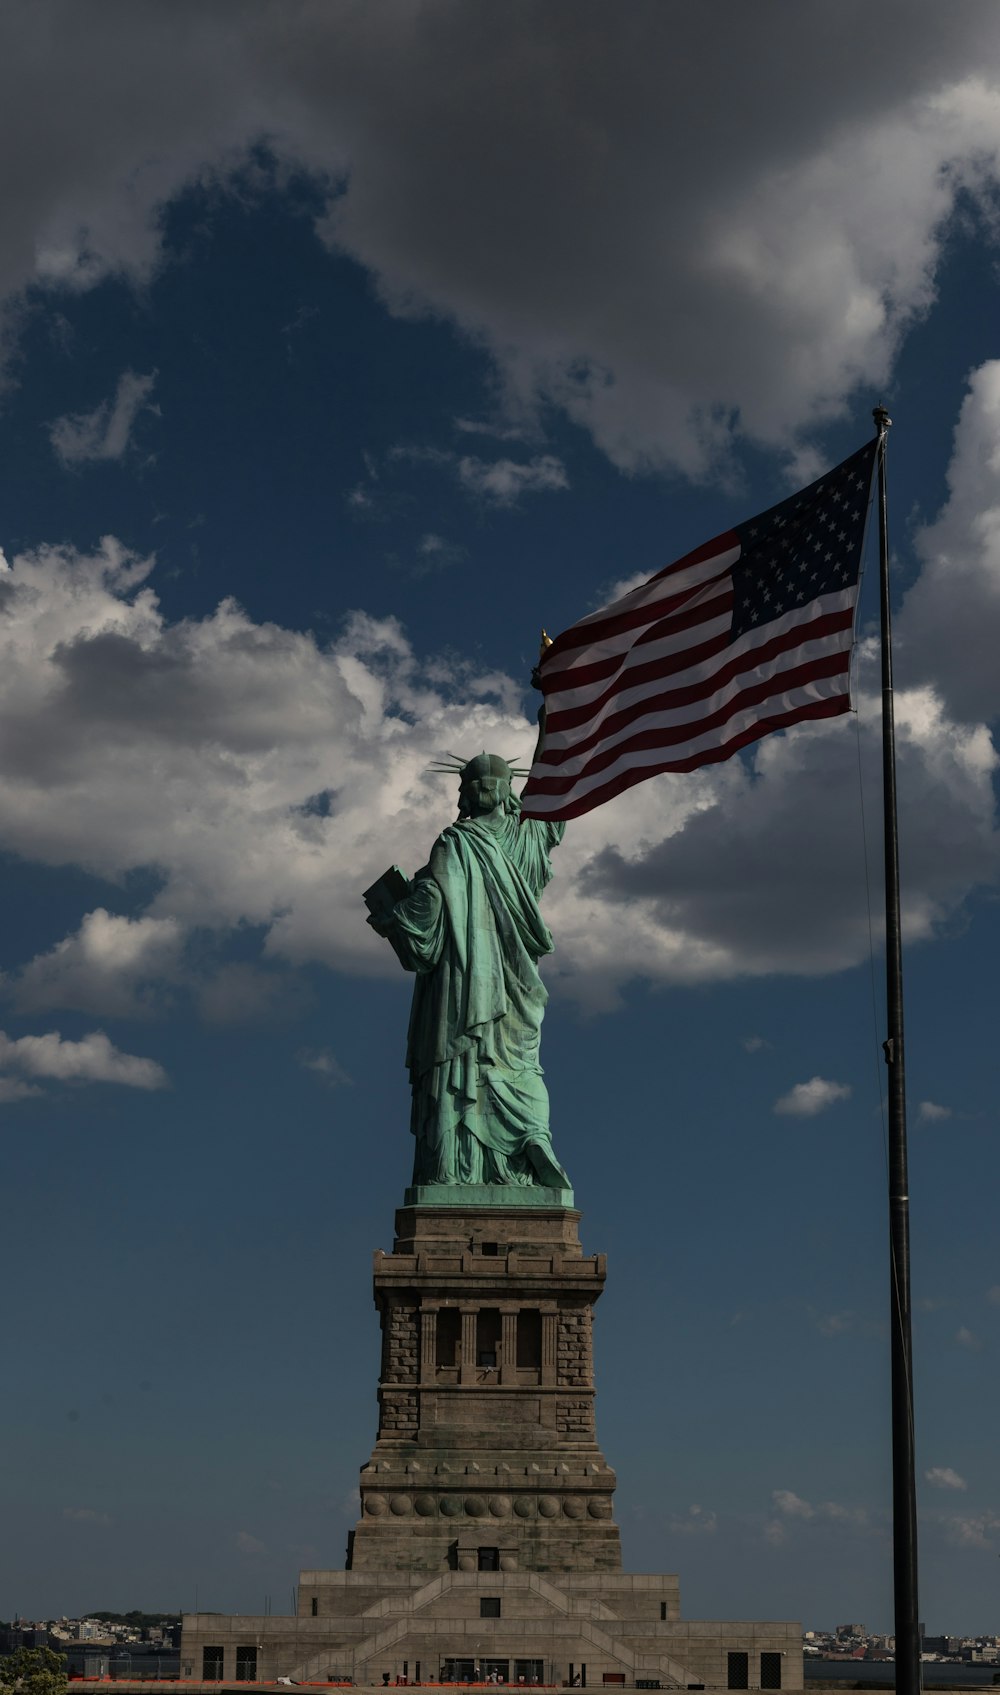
(1, 6), (1000, 1000)
(578, 682), (999, 979)
(2, 2), (1000, 467)
(898, 363), (1000, 724)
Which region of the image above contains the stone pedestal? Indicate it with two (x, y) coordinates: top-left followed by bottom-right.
(348, 1202), (621, 1575)
(180, 1193), (804, 1690)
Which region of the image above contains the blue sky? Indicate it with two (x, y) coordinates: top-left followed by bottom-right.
(4, 0), (1000, 1639)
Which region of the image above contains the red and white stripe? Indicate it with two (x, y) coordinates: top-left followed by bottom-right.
(520, 530), (859, 822)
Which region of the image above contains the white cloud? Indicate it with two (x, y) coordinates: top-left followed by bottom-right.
(947, 1511), (1000, 1550)
(956, 1325), (984, 1351)
(0, 13), (998, 1040)
(772, 1489), (815, 1520)
(456, 454), (568, 505)
(49, 370), (158, 465)
(453, 416), (531, 443)
(0, 537), (541, 985)
(816, 1311), (855, 1338)
(7, 909), (312, 1028)
(3, 8), (1000, 470)
(900, 362), (1000, 723)
(63, 1506), (111, 1525)
(234, 1529), (266, 1555)
(988, 1286), (1000, 1306)
(0, 369), (998, 1016)
(9, 908), (182, 1017)
(774, 1077), (852, 1117)
(767, 1489), (868, 1545)
(742, 1035), (769, 1053)
(926, 1466), (967, 1491)
(413, 532), (466, 574)
(668, 1504), (717, 1536)
(0, 1029), (167, 1094)
(319, 51), (1000, 474)
(576, 655), (999, 994)
(298, 1048), (353, 1088)
(0, 1075), (42, 1102)
(918, 1099), (953, 1122)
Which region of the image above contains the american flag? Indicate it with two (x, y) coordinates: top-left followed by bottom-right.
(521, 438), (878, 822)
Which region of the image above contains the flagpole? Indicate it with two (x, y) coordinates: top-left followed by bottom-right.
(873, 404), (921, 1695)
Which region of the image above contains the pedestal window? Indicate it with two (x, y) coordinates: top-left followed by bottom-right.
(727, 1652), (749, 1690)
(517, 1309), (542, 1370)
(436, 1307), (461, 1367)
(235, 1647), (258, 1682)
(760, 1653), (782, 1689)
(202, 1648), (224, 1682)
(477, 1308), (501, 1368)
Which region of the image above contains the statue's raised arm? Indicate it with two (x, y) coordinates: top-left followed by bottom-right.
(363, 751), (571, 1203)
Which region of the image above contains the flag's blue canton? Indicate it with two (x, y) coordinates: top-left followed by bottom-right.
(730, 439), (877, 643)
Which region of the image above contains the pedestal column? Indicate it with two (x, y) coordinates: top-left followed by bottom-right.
(420, 1307), (437, 1384)
(501, 1310), (518, 1384)
(460, 1308), (478, 1384)
(542, 1310), (558, 1388)
(352, 1206), (621, 1576)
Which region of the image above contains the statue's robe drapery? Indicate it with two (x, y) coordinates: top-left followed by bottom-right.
(383, 811), (569, 1187)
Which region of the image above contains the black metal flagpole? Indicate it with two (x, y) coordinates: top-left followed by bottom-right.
(872, 404), (921, 1695)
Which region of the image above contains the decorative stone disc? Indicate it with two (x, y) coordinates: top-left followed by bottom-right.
(563, 1496), (585, 1518)
(389, 1494), (412, 1515)
(440, 1495), (463, 1517)
(413, 1494), (437, 1516)
(465, 1495), (487, 1516)
(537, 1495), (560, 1518)
(364, 1494), (388, 1516)
(488, 1495), (512, 1516)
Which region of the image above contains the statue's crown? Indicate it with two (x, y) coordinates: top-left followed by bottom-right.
(428, 750), (529, 782)
(461, 752), (513, 784)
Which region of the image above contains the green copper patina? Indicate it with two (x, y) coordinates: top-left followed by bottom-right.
(365, 752), (572, 1205)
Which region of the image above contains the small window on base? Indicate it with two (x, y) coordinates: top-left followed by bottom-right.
(477, 1308), (502, 1367)
(516, 1309), (542, 1370)
(760, 1654), (782, 1690)
(436, 1307), (461, 1368)
(202, 1648), (224, 1683)
(235, 1646), (258, 1682)
(480, 1597), (501, 1619)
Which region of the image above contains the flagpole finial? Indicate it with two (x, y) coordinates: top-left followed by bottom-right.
(532, 629), (553, 693)
(873, 403), (892, 434)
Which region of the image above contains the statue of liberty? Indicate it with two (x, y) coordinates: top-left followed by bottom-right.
(364, 742), (571, 1198)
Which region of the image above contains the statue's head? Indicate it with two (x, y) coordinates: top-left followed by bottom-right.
(457, 752), (516, 819)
